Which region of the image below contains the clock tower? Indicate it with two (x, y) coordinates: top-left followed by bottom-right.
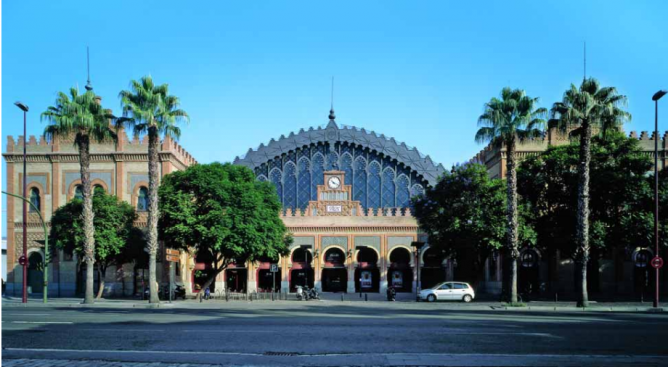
(307, 171), (363, 216)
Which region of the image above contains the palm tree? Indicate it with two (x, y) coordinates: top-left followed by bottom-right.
(117, 76), (189, 303)
(475, 87), (546, 303)
(549, 78), (630, 307)
(42, 88), (116, 304)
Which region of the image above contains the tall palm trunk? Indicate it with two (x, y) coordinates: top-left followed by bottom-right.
(147, 127), (160, 303)
(96, 265), (106, 299)
(506, 139), (519, 303)
(575, 121), (592, 307)
(79, 134), (96, 304)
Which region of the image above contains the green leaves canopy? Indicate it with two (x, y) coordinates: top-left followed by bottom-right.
(159, 163), (291, 268)
(475, 87), (547, 147)
(41, 87), (116, 147)
(518, 132), (660, 257)
(412, 163), (535, 259)
(49, 188), (137, 267)
(117, 76), (189, 139)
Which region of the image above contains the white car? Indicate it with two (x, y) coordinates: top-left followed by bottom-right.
(419, 282), (475, 303)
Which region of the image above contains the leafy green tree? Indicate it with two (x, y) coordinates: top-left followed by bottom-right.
(117, 76), (189, 303)
(413, 163), (536, 290)
(158, 163), (291, 292)
(42, 88), (116, 304)
(518, 132), (655, 294)
(475, 88), (546, 303)
(50, 188), (136, 299)
(549, 78), (630, 306)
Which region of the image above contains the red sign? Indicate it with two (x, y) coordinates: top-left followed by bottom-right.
(166, 254), (180, 263)
(651, 256), (664, 269)
(18, 255), (27, 266)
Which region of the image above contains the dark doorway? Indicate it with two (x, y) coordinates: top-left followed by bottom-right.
(518, 250), (540, 296)
(226, 269), (247, 293)
(389, 248), (413, 292)
(421, 247), (447, 289)
(355, 268), (380, 293)
(290, 268), (314, 292)
(28, 252), (43, 294)
(257, 269), (281, 292)
(322, 268), (347, 292)
(322, 248), (347, 292)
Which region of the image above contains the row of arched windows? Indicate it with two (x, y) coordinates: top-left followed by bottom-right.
(254, 143), (427, 211)
(73, 184), (149, 211)
(29, 184), (150, 212)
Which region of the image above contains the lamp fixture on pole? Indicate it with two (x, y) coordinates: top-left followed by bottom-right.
(411, 241), (426, 301)
(651, 90), (666, 309)
(15, 102), (29, 304)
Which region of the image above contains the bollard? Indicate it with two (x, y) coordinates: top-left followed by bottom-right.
(555, 293), (558, 303)
(365, 293), (368, 302)
(200, 292), (203, 303)
(341, 294), (344, 302)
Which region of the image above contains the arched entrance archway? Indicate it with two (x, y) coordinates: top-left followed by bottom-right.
(355, 247), (379, 292)
(256, 256), (281, 292)
(28, 252), (44, 294)
(421, 247), (447, 290)
(388, 247), (413, 292)
(290, 248), (313, 292)
(225, 256), (248, 293)
(322, 248), (347, 292)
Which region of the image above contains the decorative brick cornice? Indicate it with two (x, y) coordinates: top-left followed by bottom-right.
(287, 225), (419, 233)
(3, 151), (192, 166)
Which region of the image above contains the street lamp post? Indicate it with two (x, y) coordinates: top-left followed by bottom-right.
(2, 191), (48, 303)
(411, 241), (425, 301)
(300, 245), (311, 288)
(652, 90), (667, 309)
(15, 102), (29, 303)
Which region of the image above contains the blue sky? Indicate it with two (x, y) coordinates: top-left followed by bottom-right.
(2, 0), (667, 236)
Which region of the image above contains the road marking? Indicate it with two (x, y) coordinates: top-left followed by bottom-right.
(2, 313), (52, 316)
(440, 332), (562, 338)
(81, 328), (166, 332)
(11, 321), (73, 324)
(183, 329), (278, 333)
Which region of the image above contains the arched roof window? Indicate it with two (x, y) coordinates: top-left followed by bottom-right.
(137, 187), (149, 212)
(29, 188), (40, 212)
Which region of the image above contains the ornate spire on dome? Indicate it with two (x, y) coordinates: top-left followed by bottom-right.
(328, 76), (336, 122)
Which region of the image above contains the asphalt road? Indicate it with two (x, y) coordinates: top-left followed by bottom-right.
(3, 301), (668, 366)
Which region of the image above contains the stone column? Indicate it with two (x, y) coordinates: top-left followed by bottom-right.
(380, 235), (388, 294)
(247, 262), (257, 293)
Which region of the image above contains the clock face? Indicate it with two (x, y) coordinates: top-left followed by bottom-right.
(328, 176), (341, 189)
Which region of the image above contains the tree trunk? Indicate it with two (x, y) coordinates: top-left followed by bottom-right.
(79, 135), (96, 304)
(147, 127), (160, 303)
(505, 139), (520, 303)
(200, 266), (225, 295)
(96, 265), (106, 299)
(575, 121), (592, 307)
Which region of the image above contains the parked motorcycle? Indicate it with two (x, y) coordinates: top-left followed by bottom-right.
(386, 285), (396, 301)
(295, 285), (308, 301)
(308, 287), (319, 300)
(295, 286), (319, 301)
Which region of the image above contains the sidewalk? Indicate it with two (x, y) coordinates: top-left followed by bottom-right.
(2, 295), (665, 312)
